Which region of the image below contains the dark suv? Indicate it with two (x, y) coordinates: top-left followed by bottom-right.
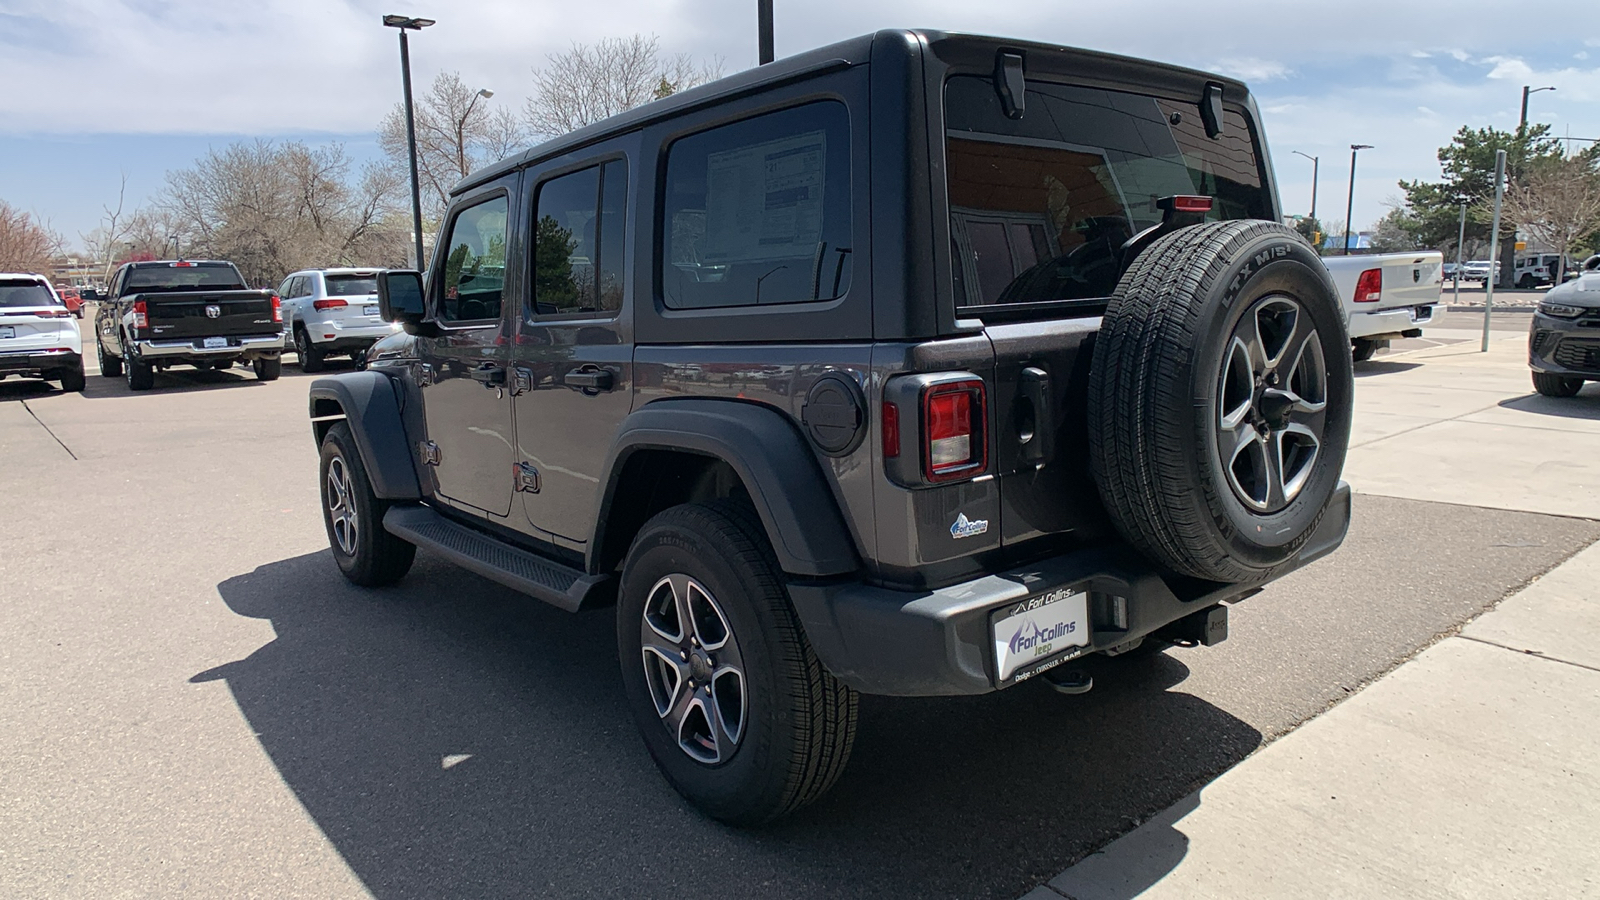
(308, 30), (1353, 824)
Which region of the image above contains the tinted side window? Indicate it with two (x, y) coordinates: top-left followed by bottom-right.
(944, 76), (1268, 307)
(661, 101), (852, 309)
(438, 196), (509, 322)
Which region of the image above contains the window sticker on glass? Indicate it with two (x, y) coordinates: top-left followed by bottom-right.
(702, 130), (826, 265)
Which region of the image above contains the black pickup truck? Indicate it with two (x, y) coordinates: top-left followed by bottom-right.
(95, 260), (284, 390)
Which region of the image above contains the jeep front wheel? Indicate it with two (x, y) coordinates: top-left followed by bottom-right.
(617, 502), (857, 825)
(319, 422), (415, 586)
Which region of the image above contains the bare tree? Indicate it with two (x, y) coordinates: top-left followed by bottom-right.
(524, 34), (723, 138)
(0, 200), (61, 274)
(379, 71), (527, 217)
(1502, 151), (1600, 282)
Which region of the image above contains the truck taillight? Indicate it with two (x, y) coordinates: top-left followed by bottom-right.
(271, 294), (283, 322)
(923, 380), (986, 482)
(133, 300), (148, 329)
(312, 298), (347, 311)
(1354, 268), (1382, 302)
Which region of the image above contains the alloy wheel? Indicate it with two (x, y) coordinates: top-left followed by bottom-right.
(639, 573), (747, 765)
(1216, 294), (1328, 513)
(326, 455), (358, 555)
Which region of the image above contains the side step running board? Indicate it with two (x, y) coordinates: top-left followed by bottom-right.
(383, 505), (610, 612)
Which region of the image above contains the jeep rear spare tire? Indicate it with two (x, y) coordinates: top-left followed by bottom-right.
(1089, 220), (1353, 583)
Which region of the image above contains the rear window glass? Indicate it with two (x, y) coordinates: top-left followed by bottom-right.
(324, 275), (378, 296)
(125, 264), (247, 292)
(944, 76), (1268, 308)
(661, 100), (853, 309)
(0, 280), (57, 308)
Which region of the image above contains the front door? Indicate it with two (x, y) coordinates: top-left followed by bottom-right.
(512, 158), (633, 543)
(419, 184), (517, 518)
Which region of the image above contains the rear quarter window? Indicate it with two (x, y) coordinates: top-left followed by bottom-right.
(944, 76), (1268, 308)
(660, 100), (853, 310)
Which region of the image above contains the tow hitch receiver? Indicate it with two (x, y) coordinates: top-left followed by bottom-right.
(1158, 604), (1230, 647)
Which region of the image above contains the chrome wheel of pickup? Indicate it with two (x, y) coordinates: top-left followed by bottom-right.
(325, 455), (358, 556)
(1217, 294), (1328, 514)
(640, 573), (746, 765)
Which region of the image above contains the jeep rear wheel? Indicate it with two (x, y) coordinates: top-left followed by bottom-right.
(1089, 221), (1354, 583)
(319, 422), (415, 586)
(617, 501), (857, 825)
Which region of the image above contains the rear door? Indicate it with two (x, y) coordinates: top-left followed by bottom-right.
(940, 74), (1275, 545)
(417, 176), (518, 518)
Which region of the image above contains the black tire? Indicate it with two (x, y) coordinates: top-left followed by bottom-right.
(617, 501), (858, 825)
(319, 422), (415, 586)
(57, 363), (86, 393)
(1532, 371), (1583, 398)
(253, 355), (282, 381)
(1351, 338), (1378, 362)
(1089, 221), (1354, 583)
(295, 328), (325, 372)
(1518, 274), (1535, 290)
(124, 340), (154, 392)
(97, 338), (122, 378)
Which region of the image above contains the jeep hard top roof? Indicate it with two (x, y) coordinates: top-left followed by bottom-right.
(454, 29), (1252, 197)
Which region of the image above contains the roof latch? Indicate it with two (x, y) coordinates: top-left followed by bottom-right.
(1200, 82), (1225, 138)
(995, 50), (1026, 119)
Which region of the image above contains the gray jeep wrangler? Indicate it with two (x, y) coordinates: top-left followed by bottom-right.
(308, 29), (1353, 824)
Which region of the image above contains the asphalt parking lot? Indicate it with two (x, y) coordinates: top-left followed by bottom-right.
(2, 322), (1597, 899)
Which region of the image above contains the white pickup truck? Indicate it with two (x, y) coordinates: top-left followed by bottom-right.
(1321, 252), (1445, 360)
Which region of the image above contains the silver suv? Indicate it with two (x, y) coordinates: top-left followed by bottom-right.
(278, 268), (398, 371)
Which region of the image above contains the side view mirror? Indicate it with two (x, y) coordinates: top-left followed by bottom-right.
(376, 270), (434, 336)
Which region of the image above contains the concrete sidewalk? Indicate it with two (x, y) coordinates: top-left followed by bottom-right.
(1028, 331), (1600, 899)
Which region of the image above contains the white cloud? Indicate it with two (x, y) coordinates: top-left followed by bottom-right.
(1484, 56), (1534, 80)
(1209, 57), (1291, 82)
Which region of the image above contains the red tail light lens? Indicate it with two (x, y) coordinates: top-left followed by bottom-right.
(923, 380), (986, 481)
(34, 309), (71, 318)
(882, 402), (900, 459)
(1354, 268), (1382, 302)
(1170, 195), (1214, 212)
(133, 300), (148, 329)
(271, 294), (283, 322)
(312, 298), (347, 311)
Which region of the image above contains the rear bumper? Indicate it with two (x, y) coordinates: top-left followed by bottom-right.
(790, 482), (1352, 697)
(1348, 303), (1443, 340)
(306, 321), (395, 347)
(0, 348), (82, 375)
(1529, 313), (1600, 377)
(133, 333), (284, 359)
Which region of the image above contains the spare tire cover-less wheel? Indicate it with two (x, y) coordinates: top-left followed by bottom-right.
(1089, 220), (1353, 583)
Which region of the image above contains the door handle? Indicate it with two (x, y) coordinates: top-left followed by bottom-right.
(470, 363), (506, 388)
(563, 367), (614, 391)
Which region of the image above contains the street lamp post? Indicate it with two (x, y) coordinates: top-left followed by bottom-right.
(1519, 84), (1556, 133)
(757, 0), (774, 65)
(1342, 144), (1372, 256)
(1291, 150), (1319, 221)
(1452, 198), (1468, 306)
(455, 88), (494, 177)
(383, 14), (436, 271)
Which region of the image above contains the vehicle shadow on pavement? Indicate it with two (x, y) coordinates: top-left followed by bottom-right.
(1499, 390), (1600, 418)
(1353, 359), (1423, 377)
(78, 367), (271, 398)
(203, 552), (1257, 900)
(0, 380), (57, 402)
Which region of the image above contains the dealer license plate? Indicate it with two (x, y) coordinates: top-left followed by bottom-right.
(0, 325), (13, 339)
(364, 305), (380, 317)
(992, 588), (1089, 682)
(203, 336), (228, 349)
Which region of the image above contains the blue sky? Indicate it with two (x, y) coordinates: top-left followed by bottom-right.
(2, 0), (1596, 245)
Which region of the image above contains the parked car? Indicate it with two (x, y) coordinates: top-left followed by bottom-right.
(306, 29), (1354, 824)
(55, 286), (85, 318)
(1513, 252), (1580, 289)
(94, 260), (283, 390)
(0, 273), (85, 391)
(1322, 252), (1445, 360)
(1461, 260), (1498, 283)
(277, 268), (399, 372)
(1528, 254), (1600, 397)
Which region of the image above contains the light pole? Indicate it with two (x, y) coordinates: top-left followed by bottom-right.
(1519, 85), (1556, 133)
(1342, 144), (1371, 256)
(383, 13), (436, 271)
(757, 0), (774, 64)
(1291, 150), (1319, 221)
(1452, 198), (1468, 306)
(454, 88), (493, 177)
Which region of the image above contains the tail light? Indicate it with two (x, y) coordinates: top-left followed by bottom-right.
(34, 309), (71, 318)
(1354, 268), (1382, 302)
(922, 380), (986, 482)
(1167, 195), (1214, 213)
(271, 294), (283, 322)
(882, 402), (900, 459)
(133, 300), (148, 329)
(312, 298), (347, 311)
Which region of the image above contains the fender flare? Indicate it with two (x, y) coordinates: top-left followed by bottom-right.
(595, 399), (860, 578)
(307, 371), (422, 500)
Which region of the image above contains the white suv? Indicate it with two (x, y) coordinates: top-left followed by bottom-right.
(0, 273), (85, 392)
(277, 268), (398, 371)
